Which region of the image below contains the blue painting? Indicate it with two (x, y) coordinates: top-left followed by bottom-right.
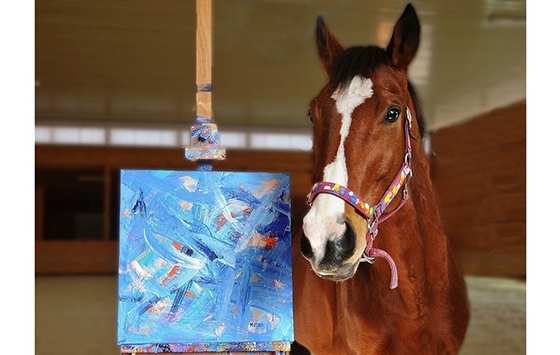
(117, 170), (293, 351)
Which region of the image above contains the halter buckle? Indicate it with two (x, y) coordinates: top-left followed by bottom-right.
(367, 218), (379, 237)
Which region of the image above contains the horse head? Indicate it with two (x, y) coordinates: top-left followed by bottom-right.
(301, 4), (424, 283)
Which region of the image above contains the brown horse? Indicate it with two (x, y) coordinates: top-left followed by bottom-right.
(292, 3), (470, 354)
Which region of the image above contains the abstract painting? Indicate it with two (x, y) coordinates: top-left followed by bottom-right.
(117, 170), (293, 352)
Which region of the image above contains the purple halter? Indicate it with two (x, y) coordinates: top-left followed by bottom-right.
(306, 107), (415, 289)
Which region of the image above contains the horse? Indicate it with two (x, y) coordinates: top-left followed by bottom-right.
(291, 3), (470, 354)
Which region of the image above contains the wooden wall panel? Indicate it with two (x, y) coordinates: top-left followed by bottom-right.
(431, 101), (526, 277)
(36, 241), (118, 274)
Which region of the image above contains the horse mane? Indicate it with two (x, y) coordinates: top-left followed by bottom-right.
(330, 46), (426, 138)
(407, 80), (426, 139)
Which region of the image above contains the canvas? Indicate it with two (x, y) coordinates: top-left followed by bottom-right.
(117, 170), (293, 352)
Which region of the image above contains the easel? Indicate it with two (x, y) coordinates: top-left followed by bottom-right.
(118, 1), (293, 354)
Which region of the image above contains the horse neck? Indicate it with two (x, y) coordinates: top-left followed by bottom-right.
(406, 138), (447, 239)
(354, 138), (452, 310)
(376, 134), (446, 244)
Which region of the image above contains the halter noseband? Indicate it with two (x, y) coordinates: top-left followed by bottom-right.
(306, 107), (415, 289)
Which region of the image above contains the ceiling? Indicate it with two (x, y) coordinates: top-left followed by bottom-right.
(35, 0), (526, 133)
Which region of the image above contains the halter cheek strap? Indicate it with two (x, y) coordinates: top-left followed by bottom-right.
(306, 107), (415, 290)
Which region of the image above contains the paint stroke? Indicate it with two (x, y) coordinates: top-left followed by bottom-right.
(117, 170), (294, 347)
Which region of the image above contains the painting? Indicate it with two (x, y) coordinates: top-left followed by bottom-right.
(117, 170), (293, 352)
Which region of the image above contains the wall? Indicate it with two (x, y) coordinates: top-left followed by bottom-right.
(430, 101), (526, 277)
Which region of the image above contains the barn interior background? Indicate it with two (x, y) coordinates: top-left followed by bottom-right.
(29, 0), (531, 354)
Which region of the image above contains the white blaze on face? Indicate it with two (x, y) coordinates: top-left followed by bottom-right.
(303, 76), (374, 259)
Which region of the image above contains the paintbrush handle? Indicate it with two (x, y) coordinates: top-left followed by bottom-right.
(186, 0), (226, 166)
(196, 0), (212, 120)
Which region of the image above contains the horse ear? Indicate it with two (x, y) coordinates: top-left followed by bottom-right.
(316, 15), (344, 75)
(386, 3), (421, 69)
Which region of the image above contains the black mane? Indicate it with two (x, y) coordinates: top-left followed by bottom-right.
(330, 46), (426, 138)
(407, 80), (426, 139)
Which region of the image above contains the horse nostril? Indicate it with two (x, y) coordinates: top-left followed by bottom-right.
(320, 221), (357, 265)
(337, 220), (356, 261)
(300, 233), (313, 259)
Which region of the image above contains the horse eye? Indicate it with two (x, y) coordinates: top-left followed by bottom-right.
(384, 107), (401, 123)
(306, 110), (314, 124)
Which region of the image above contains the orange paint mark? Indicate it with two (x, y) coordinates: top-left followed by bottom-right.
(179, 200), (193, 211)
(232, 306), (238, 314)
(252, 274), (260, 283)
(147, 300), (166, 314)
(123, 209), (131, 217)
(161, 265), (180, 286)
(273, 279), (285, 289)
(217, 214), (227, 230)
(172, 241), (182, 251)
(179, 175), (198, 192)
(185, 290), (196, 299)
(261, 179), (278, 192)
(262, 237), (278, 250)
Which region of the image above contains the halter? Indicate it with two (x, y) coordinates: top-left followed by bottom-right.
(306, 107), (415, 289)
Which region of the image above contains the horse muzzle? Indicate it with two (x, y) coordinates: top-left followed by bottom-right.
(300, 219), (361, 281)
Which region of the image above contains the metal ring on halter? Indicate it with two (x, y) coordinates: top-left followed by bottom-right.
(367, 215), (379, 234)
(368, 222), (379, 239)
(405, 107), (419, 141)
(404, 152), (411, 165)
(402, 183), (409, 200)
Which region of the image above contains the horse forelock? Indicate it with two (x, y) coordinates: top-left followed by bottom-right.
(330, 46), (388, 91)
(329, 46), (426, 139)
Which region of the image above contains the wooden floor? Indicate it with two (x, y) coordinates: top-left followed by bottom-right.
(35, 275), (525, 355)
